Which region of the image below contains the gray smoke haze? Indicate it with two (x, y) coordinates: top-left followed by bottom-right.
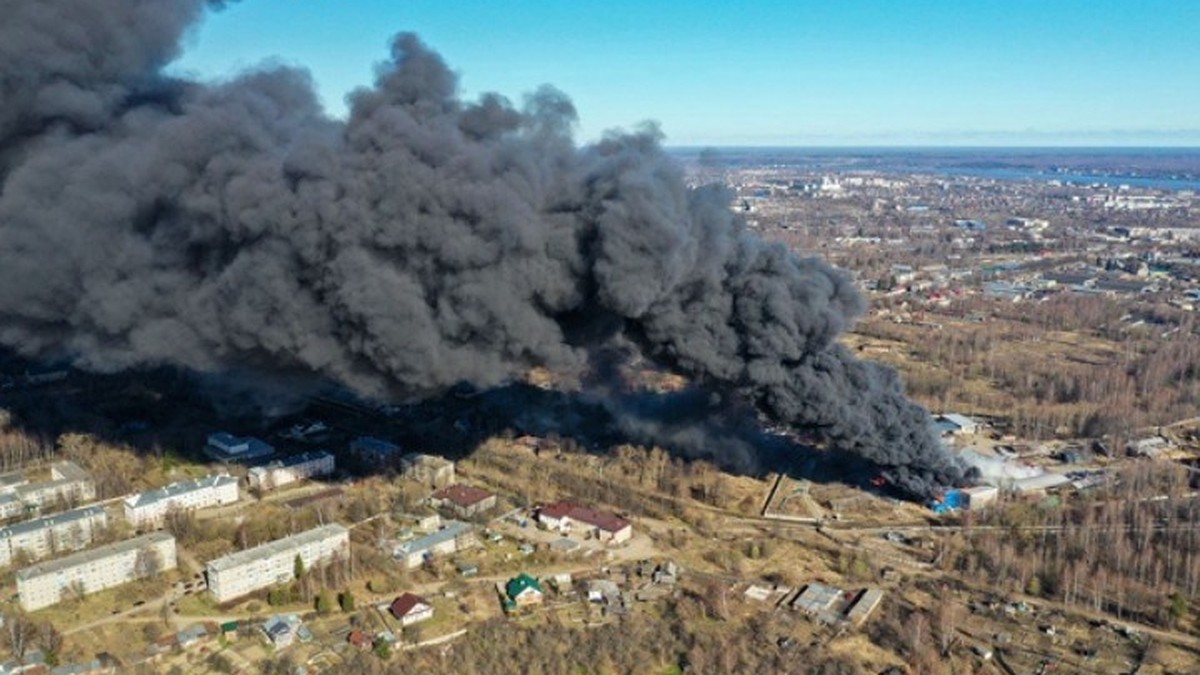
(0, 0), (968, 497)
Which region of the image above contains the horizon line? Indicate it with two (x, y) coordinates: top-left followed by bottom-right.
(664, 144), (1200, 151)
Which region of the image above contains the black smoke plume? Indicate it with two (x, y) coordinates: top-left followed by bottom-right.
(0, 0), (968, 497)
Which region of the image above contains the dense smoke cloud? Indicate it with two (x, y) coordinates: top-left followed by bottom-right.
(0, 0), (968, 497)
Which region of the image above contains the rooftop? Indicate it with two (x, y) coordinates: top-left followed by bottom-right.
(206, 524), (348, 573)
(124, 475), (236, 509)
(846, 588), (885, 624)
(401, 452), (451, 467)
(205, 434), (273, 462)
(539, 501), (630, 533)
(430, 484), (494, 508)
(506, 573), (543, 599)
(938, 413), (977, 429)
(0, 505), (105, 540)
(792, 583), (843, 614)
(0, 471), (27, 489)
(389, 592), (430, 618)
(15, 532), (173, 581)
(249, 451), (334, 475)
(50, 461), (90, 482)
(351, 437), (400, 455)
(396, 520), (472, 555)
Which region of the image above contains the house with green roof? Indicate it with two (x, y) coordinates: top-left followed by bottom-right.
(504, 573), (544, 609)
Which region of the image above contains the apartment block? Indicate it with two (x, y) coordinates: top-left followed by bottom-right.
(124, 475), (239, 527)
(0, 506), (108, 568)
(400, 453), (455, 487)
(206, 524), (349, 603)
(247, 451), (335, 490)
(16, 533), (177, 611)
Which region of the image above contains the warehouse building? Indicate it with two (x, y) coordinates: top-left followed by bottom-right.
(205, 432), (275, 463)
(536, 501), (633, 544)
(247, 452), (335, 490)
(0, 506), (107, 568)
(124, 474), (239, 527)
(392, 520), (476, 568)
(206, 524), (349, 603)
(846, 588), (885, 626)
(427, 484), (497, 518)
(16, 533), (177, 611)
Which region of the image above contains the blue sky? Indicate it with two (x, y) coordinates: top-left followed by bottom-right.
(173, 1), (1200, 146)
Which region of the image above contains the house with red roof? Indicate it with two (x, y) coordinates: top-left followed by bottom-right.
(535, 500), (633, 544)
(428, 484), (497, 518)
(389, 592), (434, 626)
(347, 629), (373, 650)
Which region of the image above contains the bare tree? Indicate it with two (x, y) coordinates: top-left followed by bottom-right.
(134, 545), (163, 579)
(2, 612), (37, 661)
(906, 610), (929, 660)
(34, 621), (62, 661)
(935, 596), (963, 656)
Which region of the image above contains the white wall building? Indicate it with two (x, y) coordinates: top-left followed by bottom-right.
(247, 451), (335, 490)
(536, 501), (633, 544)
(0, 506), (108, 568)
(399, 453), (455, 487)
(6, 461), (95, 512)
(16, 532), (177, 611)
(0, 494), (25, 521)
(206, 524), (349, 603)
(124, 475), (239, 527)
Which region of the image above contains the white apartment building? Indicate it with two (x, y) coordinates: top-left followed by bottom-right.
(0, 494), (24, 521)
(16, 532), (177, 611)
(123, 475), (239, 527)
(16, 461), (97, 507)
(206, 524), (349, 603)
(0, 506), (108, 568)
(247, 451), (335, 490)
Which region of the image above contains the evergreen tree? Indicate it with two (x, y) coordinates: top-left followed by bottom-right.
(316, 590), (334, 615)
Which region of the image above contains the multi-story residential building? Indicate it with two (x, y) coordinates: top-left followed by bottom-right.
(399, 453), (455, 487)
(349, 436), (402, 468)
(123, 475), (239, 527)
(15, 461), (95, 508)
(205, 524), (349, 603)
(0, 470), (29, 494)
(0, 494), (24, 521)
(0, 506), (108, 568)
(247, 451), (335, 490)
(16, 532), (177, 611)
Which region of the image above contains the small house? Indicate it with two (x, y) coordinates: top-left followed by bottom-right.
(389, 593), (434, 626)
(347, 630), (373, 651)
(505, 573), (544, 608)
